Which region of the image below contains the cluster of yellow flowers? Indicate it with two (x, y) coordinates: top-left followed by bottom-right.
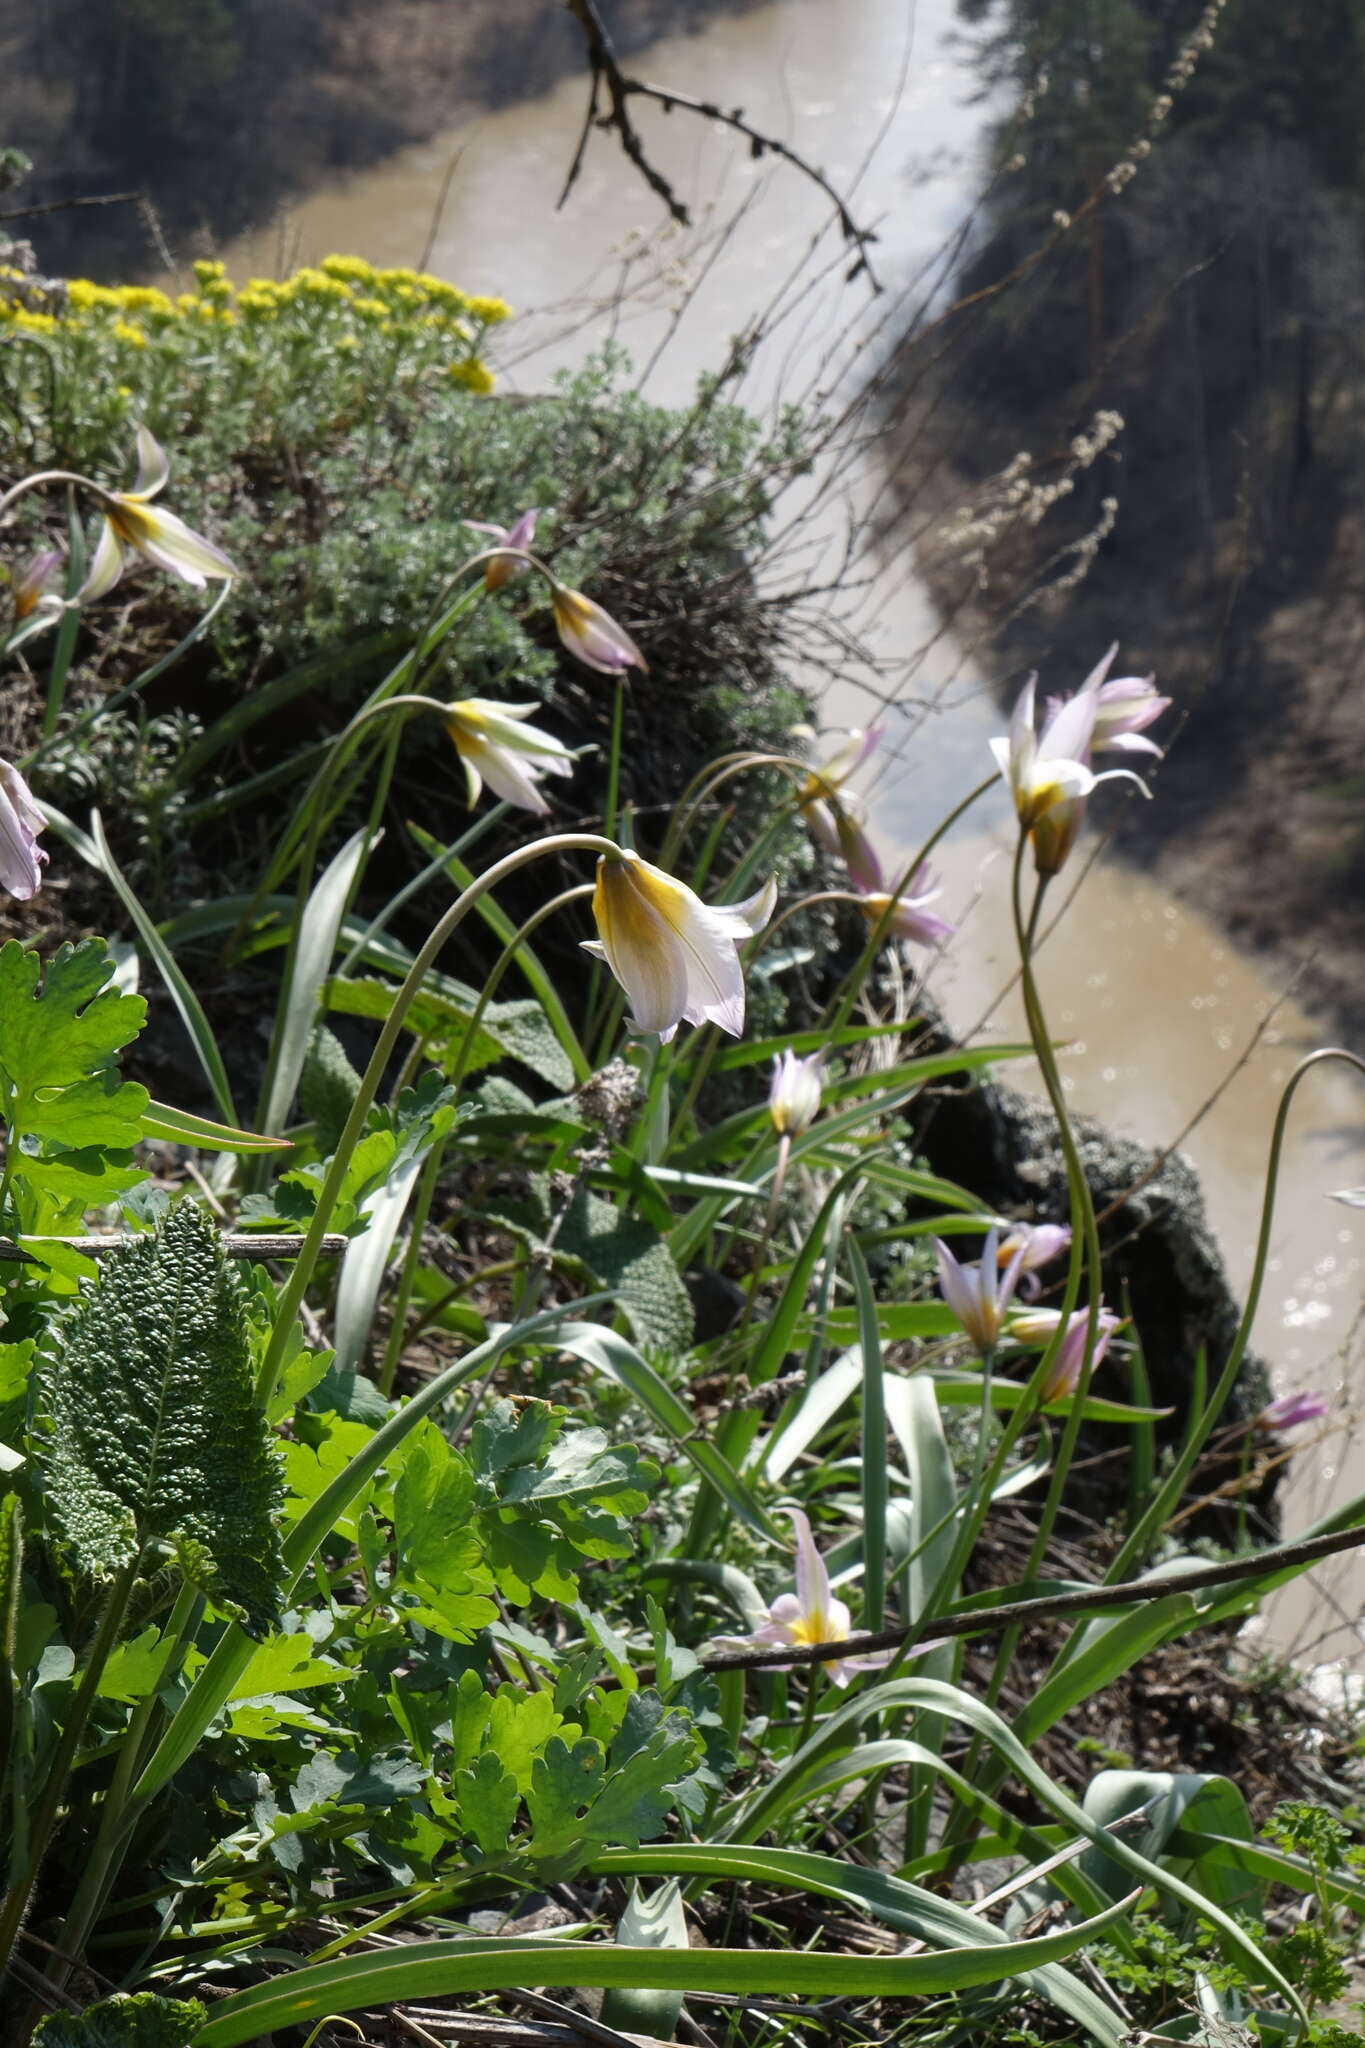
(0, 255), (509, 389)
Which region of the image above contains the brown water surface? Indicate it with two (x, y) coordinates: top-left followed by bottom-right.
(222, 0), (1365, 1671)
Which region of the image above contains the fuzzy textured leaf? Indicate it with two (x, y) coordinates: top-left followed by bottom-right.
(557, 1187), (694, 1355)
(40, 1203), (284, 1634)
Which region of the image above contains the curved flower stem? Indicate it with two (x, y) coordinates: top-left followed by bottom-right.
(1006, 840), (1106, 1584)
(337, 806), (510, 978)
(252, 691), (455, 1139)
(1095, 1044), (1365, 1594)
(221, 558), (496, 963)
(253, 833), (619, 1414)
(603, 674), (626, 847)
(658, 751), (811, 870)
(0, 470), (101, 521)
(374, 882), (594, 1397)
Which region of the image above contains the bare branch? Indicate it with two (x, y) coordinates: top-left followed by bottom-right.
(0, 189), (142, 223)
(561, 0), (881, 289)
(685, 1518), (1365, 1677)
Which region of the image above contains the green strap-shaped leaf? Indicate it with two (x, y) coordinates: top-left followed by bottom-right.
(40, 1204), (284, 1635)
(192, 1899), (1139, 2048)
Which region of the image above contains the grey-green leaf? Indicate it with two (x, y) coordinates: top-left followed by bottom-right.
(41, 1203), (284, 1635)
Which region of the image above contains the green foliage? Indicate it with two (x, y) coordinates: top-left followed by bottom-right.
(1262, 1800), (1357, 1868)
(470, 1397), (658, 1604)
(241, 1070), (460, 1236)
(1, 177), (1360, 2048)
(39, 1202), (284, 1632)
(32, 1994), (206, 2048)
(0, 936), (149, 1241)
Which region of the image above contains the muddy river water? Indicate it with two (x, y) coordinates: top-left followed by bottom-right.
(222, 0), (1365, 1671)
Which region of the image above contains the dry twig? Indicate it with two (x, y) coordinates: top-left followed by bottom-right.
(561, 0), (880, 288)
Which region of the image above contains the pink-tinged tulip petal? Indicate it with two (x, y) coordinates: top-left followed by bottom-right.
(1258, 1390), (1329, 1431)
(113, 500), (237, 590)
(1038, 1307), (1122, 1404)
(0, 760), (48, 901)
(799, 725), (884, 803)
(797, 729), (885, 881)
(1006, 1303), (1122, 1399)
(998, 1220), (1071, 1299)
(789, 1509), (829, 1626)
(463, 506), (540, 592)
(936, 1226), (1027, 1356)
(857, 864), (955, 949)
(11, 545), (64, 620)
(769, 1048), (824, 1136)
(552, 584), (647, 674)
(998, 1221), (1072, 1272)
(805, 796), (885, 895)
(131, 424), (171, 499)
(804, 795), (843, 862)
(1039, 685), (1098, 767)
(992, 673), (1150, 874)
(1078, 642), (1120, 695)
(710, 1507), (893, 1686)
(1057, 646), (1169, 756)
(445, 697), (574, 816)
(77, 518), (128, 604)
(588, 851), (774, 1043)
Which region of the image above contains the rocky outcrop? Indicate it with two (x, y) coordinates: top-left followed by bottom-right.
(909, 1002), (1275, 1531)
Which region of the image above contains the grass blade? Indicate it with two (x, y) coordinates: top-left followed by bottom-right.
(88, 810), (238, 1125)
(260, 826), (371, 1136)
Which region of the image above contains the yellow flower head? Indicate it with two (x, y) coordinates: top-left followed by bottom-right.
(320, 254), (376, 285)
(67, 278), (118, 312)
(448, 358), (494, 395)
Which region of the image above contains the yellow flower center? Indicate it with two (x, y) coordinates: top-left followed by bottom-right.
(108, 498), (156, 547)
(789, 1608), (841, 1647)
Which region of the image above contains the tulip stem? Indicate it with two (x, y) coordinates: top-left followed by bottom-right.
(603, 673), (625, 846)
(375, 882), (594, 1397)
(252, 690), (456, 1143)
(935, 835), (1111, 1863)
(660, 750), (811, 870)
(1097, 1044), (1365, 1592)
(0, 470), (102, 521)
(253, 832), (620, 1415)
